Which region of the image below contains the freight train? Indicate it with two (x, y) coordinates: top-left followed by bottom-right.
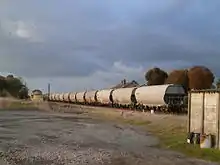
(48, 84), (187, 113)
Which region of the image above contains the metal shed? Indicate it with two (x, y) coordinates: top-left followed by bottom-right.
(31, 89), (43, 101)
(188, 89), (220, 149)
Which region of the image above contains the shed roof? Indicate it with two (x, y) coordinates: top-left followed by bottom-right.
(32, 89), (43, 95)
(189, 89), (220, 93)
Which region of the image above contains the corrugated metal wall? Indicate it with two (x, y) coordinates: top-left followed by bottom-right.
(188, 90), (220, 149)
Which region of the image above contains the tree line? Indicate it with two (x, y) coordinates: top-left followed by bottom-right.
(0, 75), (29, 99)
(0, 65), (218, 99)
(145, 66), (216, 92)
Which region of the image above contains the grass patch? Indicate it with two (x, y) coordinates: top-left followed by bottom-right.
(149, 125), (220, 162)
(2, 101), (38, 110)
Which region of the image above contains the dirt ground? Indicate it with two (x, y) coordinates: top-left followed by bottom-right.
(0, 102), (218, 165)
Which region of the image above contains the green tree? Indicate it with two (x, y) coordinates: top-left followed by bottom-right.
(5, 75), (29, 98)
(188, 66), (214, 90)
(0, 76), (6, 93)
(18, 85), (29, 99)
(145, 67), (168, 85)
(165, 69), (189, 92)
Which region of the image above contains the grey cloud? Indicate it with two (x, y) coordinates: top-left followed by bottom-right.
(0, 23), (106, 77)
(26, 61), (145, 93)
(0, 0), (220, 92)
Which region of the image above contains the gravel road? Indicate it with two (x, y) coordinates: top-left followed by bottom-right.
(0, 109), (217, 165)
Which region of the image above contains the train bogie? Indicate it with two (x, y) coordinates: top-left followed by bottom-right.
(76, 91), (86, 103)
(96, 89), (114, 105)
(85, 90), (98, 104)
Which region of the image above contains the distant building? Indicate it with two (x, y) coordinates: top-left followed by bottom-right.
(111, 79), (139, 89)
(31, 89), (43, 101)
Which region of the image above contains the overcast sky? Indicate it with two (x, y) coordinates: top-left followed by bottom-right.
(0, 0), (219, 92)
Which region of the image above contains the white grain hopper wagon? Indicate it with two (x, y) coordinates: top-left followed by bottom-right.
(59, 93), (65, 102)
(49, 93), (55, 101)
(63, 92), (70, 102)
(76, 91), (86, 103)
(112, 87), (136, 106)
(85, 90), (98, 104)
(69, 92), (76, 103)
(96, 89), (114, 105)
(54, 93), (60, 101)
(135, 84), (185, 107)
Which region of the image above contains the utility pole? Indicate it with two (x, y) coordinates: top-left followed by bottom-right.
(48, 83), (51, 98)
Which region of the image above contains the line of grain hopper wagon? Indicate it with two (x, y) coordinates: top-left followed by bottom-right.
(49, 84), (187, 113)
